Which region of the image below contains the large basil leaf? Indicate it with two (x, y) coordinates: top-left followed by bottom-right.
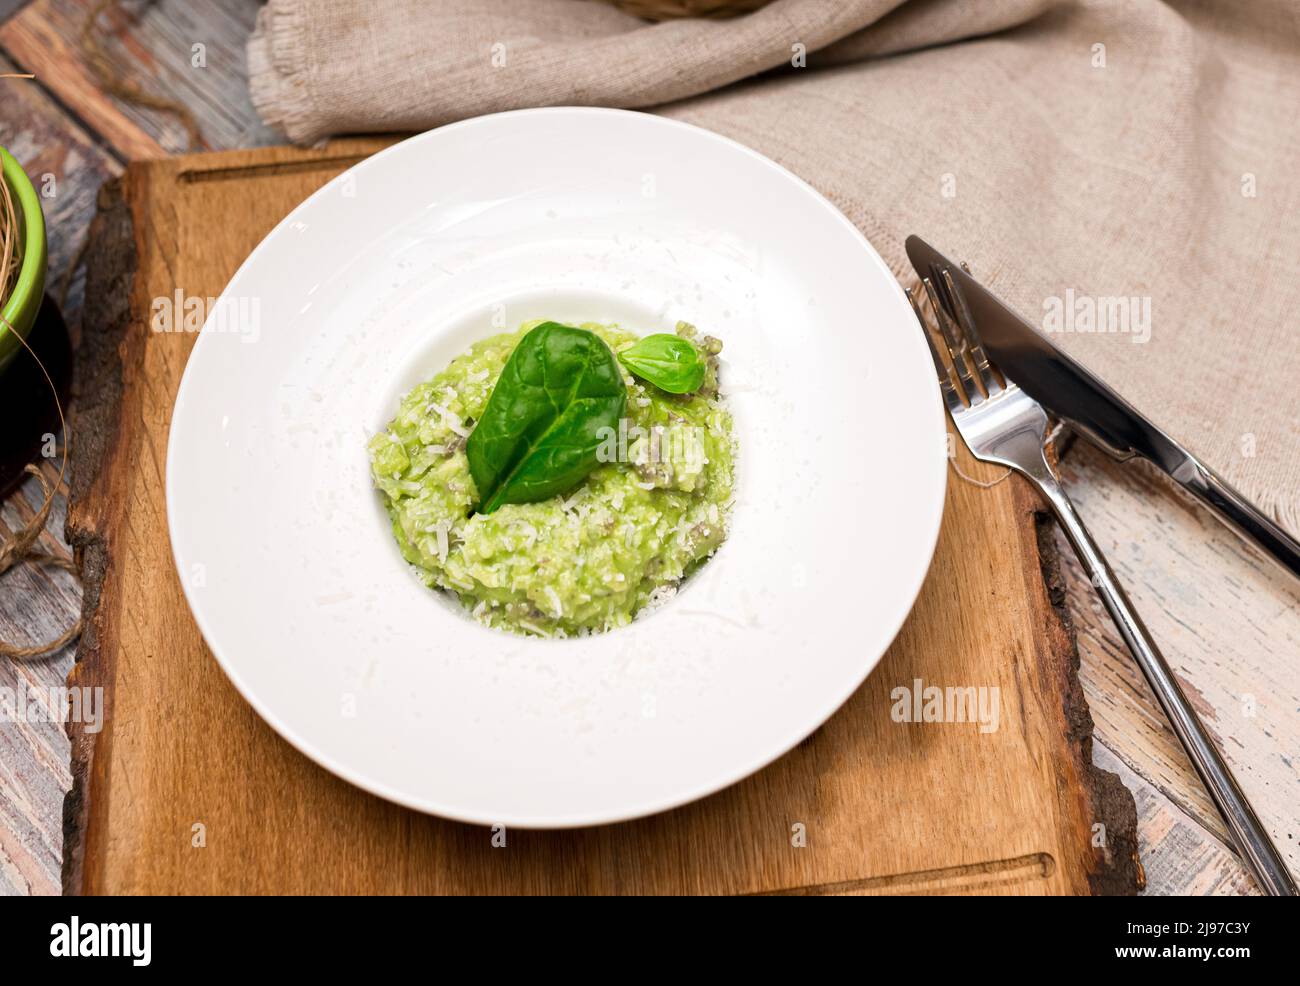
(616, 333), (706, 394)
(467, 322), (627, 514)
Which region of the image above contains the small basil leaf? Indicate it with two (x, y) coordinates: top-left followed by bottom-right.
(617, 334), (706, 394)
(467, 322), (627, 514)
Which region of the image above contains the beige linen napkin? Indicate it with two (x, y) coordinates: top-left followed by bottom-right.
(249, 0), (1300, 531)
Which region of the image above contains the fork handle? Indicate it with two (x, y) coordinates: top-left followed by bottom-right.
(1034, 471), (1299, 896)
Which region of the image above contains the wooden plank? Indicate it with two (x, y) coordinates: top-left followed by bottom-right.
(0, 0), (278, 159)
(0, 51), (117, 898)
(0, 1), (32, 25)
(60, 142), (1137, 895)
(1057, 440), (1300, 883)
(0, 7), (160, 160)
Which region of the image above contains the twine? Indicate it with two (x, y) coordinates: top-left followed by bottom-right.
(80, 0), (208, 153)
(0, 311), (80, 661)
(950, 455), (1012, 489)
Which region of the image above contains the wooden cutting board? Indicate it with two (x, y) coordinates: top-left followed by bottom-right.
(62, 143), (1140, 895)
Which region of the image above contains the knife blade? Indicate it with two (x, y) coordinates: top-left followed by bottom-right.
(905, 234), (1300, 581)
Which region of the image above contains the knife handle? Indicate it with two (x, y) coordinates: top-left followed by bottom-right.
(1033, 468), (1299, 896)
(1178, 458), (1300, 581)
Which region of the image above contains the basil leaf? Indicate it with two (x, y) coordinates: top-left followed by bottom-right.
(467, 322), (627, 514)
(616, 334), (706, 394)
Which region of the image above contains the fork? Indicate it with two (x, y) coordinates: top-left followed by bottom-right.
(908, 266), (1298, 896)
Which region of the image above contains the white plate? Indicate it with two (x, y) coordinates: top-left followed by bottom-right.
(167, 108), (945, 828)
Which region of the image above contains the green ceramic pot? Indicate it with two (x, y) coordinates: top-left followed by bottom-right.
(0, 145), (47, 374)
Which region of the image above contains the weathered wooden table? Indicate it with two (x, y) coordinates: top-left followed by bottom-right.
(0, 0), (1291, 896)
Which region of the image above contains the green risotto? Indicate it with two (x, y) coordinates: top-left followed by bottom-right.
(368, 320), (735, 637)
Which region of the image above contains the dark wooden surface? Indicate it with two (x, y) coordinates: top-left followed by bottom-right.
(0, 0), (1284, 896)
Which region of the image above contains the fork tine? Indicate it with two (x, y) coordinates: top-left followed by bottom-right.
(907, 286), (964, 414)
(939, 267), (1003, 397)
(921, 276), (982, 404)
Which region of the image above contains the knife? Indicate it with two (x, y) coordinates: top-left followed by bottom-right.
(905, 235), (1300, 581)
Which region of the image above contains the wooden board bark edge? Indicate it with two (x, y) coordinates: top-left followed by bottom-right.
(1026, 500), (1142, 895)
(60, 147), (1141, 895)
(62, 175), (135, 897)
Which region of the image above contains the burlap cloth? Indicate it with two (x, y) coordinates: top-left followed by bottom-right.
(248, 0), (1300, 532)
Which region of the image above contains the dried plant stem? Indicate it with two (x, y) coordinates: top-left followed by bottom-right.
(0, 172), (21, 310)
